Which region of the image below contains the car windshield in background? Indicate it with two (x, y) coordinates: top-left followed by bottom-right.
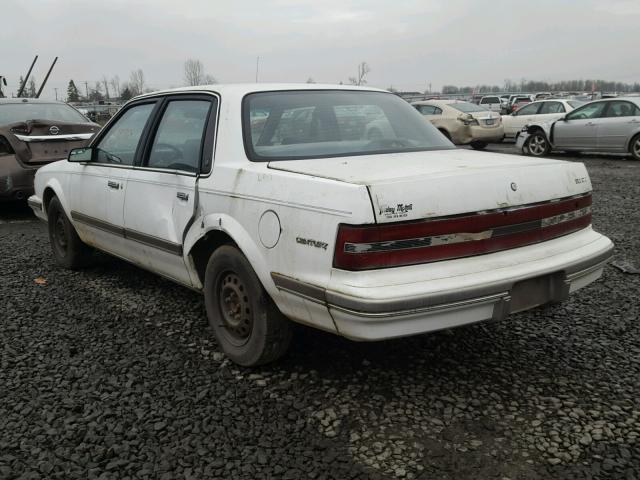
(568, 100), (586, 109)
(0, 103), (89, 126)
(243, 90), (454, 161)
(449, 102), (489, 113)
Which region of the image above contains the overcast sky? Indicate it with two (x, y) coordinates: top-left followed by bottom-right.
(2, 0), (639, 100)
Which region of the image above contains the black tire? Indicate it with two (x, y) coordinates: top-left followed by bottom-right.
(438, 129), (452, 141)
(525, 130), (550, 157)
(470, 141), (487, 150)
(47, 197), (93, 269)
(204, 245), (292, 366)
(629, 134), (640, 161)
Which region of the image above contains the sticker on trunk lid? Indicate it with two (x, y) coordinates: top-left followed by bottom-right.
(379, 203), (413, 219)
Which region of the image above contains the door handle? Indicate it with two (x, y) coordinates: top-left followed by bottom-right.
(629, 119), (639, 124)
(176, 192), (189, 201)
(107, 181), (120, 189)
(585, 122), (596, 126)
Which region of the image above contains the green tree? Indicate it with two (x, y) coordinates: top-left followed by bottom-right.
(26, 78), (37, 98)
(120, 85), (133, 101)
(67, 80), (80, 102)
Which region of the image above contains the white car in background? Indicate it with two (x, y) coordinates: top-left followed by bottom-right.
(478, 95), (503, 113)
(502, 99), (585, 140)
(28, 84), (613, 366)
(517, 98), (640, 159)
(412, 99), (504, 149)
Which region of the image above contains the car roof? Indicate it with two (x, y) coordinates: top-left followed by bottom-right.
(135, 83), (387, 100)
(0, 98), (69, 105)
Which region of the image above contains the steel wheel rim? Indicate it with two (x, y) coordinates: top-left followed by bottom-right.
(633, 138), (640, 157)
(529, 134), (547, 155)
(218, 272), (252, 344)
(54, 213), (68, 253)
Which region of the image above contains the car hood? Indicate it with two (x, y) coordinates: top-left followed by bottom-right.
(268, 149), (591, 223)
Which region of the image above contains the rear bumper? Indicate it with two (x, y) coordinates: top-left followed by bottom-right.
(454, 125), (505, 144)
(0, 156), (36, 201)
(272, 228), (613, 340)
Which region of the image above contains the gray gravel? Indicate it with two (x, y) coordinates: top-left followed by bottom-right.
(1, 147), (639, 479)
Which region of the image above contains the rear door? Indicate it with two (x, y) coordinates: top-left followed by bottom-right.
(69, 101), (158, 255)
(122, 94), (218, 286)
(553, 101), (606, 150)
(505, 102), (541, 137)
(597, 100), (640, 151)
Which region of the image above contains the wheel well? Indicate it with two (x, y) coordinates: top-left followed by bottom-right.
(628, 132), (640, 153)
(42, 187), (56, 214)
(189, 230), (237, 285)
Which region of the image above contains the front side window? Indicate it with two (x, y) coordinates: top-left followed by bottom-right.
(566, 102), (607, 121)
(95, 103), (155, 165)
(539, 102), (565, 114)
(244, 91), (454, 161)
(514, 103), (540, 116)
(147, 100), (212, 172)
(603, 101), (638, 118)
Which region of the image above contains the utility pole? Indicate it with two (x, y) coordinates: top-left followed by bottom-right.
(83, 81), (89, 100)
(255, 56), (260, 83)
(54, 88), (58, 101)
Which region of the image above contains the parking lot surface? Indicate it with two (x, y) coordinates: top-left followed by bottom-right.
(1, 146), (639, 480)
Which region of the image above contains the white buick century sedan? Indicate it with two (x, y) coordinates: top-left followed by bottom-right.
(28, 84), (614, 366)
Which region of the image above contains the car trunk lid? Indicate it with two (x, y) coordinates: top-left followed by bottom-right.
(268, 149), (591, 223)
(6, 119), (99, 164)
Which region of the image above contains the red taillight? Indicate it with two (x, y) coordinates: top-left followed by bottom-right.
(334, 194), (592, 271)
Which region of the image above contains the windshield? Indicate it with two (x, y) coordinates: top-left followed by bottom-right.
(0, 103), (89, 126)
(449, 102), (488, 113)
(243, 90), (454, 161)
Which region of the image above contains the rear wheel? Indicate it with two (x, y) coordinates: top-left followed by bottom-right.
(204, 245), (292, 366)
(630, 134), (640, 160)
(47, 197), (93, 269)
(438, 129), (452, 141)
(470, 141), (487, 150)
(525, 131), (550, 156)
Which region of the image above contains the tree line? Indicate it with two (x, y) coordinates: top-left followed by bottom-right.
(442, 79), (640, 94)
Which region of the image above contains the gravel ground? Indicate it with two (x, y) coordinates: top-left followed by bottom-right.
(1, 147), (639, 480)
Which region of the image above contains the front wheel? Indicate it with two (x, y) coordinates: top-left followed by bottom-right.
(630, 134), (640, 161)
(204, 245), (292, 366)
(525, 131), (550, 156)
(470, 141), (487, 150)
(47, 197), (93, 269)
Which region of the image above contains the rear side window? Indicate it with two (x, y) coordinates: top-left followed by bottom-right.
(514, 103), (540, 116)
(604, 101), (639, 118)
(95, 103), (155, 165)
(481, 97), (500, 104)
(147, 100), (212, 172)
(415, 105), (442, 115)
(539, 102), (565, 114)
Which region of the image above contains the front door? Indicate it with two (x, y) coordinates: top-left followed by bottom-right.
(553, 101), (606, 150)
(123, 96), (217, 286)
(69, 102), (157, 256)
(597, 100), (640, 151)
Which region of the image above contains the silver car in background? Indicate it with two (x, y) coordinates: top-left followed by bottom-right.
(517, 98), (640, 160)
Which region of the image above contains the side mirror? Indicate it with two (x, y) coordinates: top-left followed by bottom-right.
(561, 116), (568, 122)
(68, 147), (93, 162)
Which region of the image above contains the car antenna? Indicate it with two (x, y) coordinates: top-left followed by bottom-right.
(36, 57), (58, 99)
(17, 55), (38, 98)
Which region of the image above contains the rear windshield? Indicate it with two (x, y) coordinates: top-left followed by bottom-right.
(449, 102), (488, 113)
(243, 90), (454, 161)
(0, 103), (89, 126)
(568, 101), (585, 109)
